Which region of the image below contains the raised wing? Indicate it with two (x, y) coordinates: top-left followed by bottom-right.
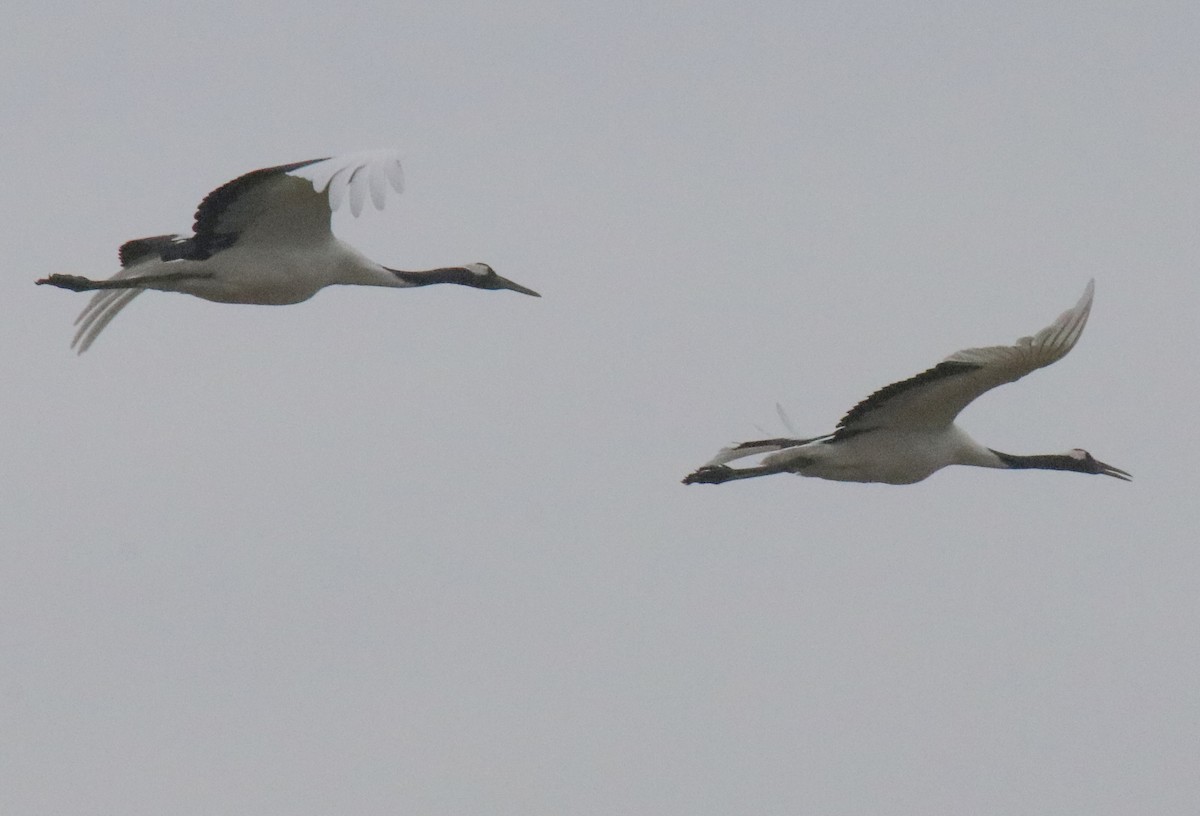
(835, 280), (1095, 436)
(190, 150), (405, 255)
(288, 149), (405, 216)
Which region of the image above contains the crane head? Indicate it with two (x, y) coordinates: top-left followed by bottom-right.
(1066, 449), (1132, 481)
(385, 263), (540, 296)
(459, 263), (540, 297)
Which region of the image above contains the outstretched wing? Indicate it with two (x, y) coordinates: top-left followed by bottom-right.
(834, 280), (1096, 437)
(190, 150), (405, 256)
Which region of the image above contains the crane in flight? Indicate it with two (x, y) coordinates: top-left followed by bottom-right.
(37, 150), (539, 352)
(683, 280), (1130, 486)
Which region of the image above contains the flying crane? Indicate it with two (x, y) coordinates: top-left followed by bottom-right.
(37, 150), (539, 352)
(683, 280), (1130, 486)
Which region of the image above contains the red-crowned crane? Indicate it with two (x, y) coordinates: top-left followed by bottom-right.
(37, 150), (539, 352)
(683, 280), (1130, 486)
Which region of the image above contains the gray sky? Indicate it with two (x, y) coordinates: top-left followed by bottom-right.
(3, 2), (1197, 814)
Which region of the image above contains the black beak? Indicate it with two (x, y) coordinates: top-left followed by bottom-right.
(1097, 460), (1132, 481)
(494, 274), (540, 297)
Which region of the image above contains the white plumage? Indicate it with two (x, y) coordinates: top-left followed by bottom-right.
(684, 280), (1130, 486)
(38, 150), (539, 352)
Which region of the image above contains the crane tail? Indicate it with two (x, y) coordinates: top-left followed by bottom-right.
(702, 436), (823, 467)
(72, 289), (143, 353)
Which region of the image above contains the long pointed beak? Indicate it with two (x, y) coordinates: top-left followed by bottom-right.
(495, 275), (540, 297)
(1098, 461), (1133, 481)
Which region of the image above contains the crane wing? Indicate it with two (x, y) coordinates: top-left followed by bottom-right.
(834, 280), (1095, 436)
(288, 149), (405, 216)
(190, 150), (405, 256)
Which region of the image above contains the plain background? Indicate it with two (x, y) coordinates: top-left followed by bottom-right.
(3, 2), (1197, 814)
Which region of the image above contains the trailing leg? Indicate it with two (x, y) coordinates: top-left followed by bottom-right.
(37, 270), (215, 292)
(683, 463), (791, 485)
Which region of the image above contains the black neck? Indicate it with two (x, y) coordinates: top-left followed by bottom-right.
(990, 449), (1083, 473)
(385, 266), (473, 287)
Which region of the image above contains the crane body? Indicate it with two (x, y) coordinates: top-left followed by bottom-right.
(683, 281), (1130, 486)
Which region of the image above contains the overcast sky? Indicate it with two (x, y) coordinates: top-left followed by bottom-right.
(3, 2), (1198, 814)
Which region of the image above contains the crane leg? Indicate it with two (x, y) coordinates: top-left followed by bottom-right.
(682, 463), (787, 485)
(37, 271), (216, 292)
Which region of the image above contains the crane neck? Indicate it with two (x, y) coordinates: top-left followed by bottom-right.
(989, 449), (1085, 473)
(384, 266), (477, 288)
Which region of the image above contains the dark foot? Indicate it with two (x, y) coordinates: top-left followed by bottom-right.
(37, 274), (98, 292)
(682, 465), (734, 485)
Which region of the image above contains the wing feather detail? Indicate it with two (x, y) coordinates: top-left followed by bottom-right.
(287, 149), (405, 217)
(835, 280), (1095, 435)
(189, 150), (404, 253)
(118, 234), (193, 266)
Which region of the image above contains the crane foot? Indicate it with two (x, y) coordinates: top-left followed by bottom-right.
(682, 465), (733, 485)
(37, 274), (99, 292)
